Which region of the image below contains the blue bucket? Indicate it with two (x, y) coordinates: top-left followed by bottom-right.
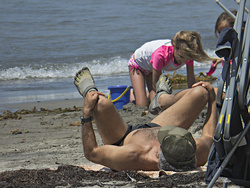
(107, 85), (131, 110)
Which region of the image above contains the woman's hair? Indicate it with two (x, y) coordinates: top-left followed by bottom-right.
(215, 10), (237, 37)
(158, 150), (196, 172)
(171, 31), (216, 63)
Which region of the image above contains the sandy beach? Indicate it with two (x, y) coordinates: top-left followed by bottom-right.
(0, 98), (239, 187)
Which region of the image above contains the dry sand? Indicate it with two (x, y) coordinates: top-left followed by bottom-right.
(0, 98), (240, 187)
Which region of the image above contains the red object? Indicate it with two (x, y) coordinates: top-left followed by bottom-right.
(206, 63), (216, 76)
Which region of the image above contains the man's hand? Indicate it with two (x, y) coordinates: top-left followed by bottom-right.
(84, 91), (105, 116)
(192, 81), (216, 102)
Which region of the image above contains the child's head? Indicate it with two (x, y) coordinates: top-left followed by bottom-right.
(215, 10), (237, 37)
(171, 31), (214, 63)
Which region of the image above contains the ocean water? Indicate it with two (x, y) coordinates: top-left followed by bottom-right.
(1, 0), (249, 111)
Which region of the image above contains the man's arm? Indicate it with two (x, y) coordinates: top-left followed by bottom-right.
(192, 81), (218, 132)
(81, 91), (105, 158)
(82, 121), (149, 171)
(192, 81), (218, 166)
(81, 120), (98, 160)
(81, 92), (153, 171)
(83, 143), (147, 171)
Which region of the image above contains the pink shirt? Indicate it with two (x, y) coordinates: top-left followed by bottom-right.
(150, 45), (193, 71)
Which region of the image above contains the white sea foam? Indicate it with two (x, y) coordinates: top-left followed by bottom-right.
(0, 49), (217, 81)
(0, 56), (129, 80)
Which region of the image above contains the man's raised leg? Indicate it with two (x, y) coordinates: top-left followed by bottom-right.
(152, 82), (218, 167)
(149, 74), (192, 115)
(74, 67), (129, 145)
(151, 86), (209, 130)
(91, 94), (129, 145)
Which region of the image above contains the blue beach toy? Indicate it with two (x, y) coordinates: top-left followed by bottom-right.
(108, 85), (131, 110)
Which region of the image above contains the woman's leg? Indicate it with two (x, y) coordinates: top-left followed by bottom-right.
(145, 73), (156, 102)
(129, 67), (148, 107)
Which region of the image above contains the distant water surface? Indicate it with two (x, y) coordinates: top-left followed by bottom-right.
(0, 0), (249, 112)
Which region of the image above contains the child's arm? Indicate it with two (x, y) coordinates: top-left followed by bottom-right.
(152, 68), (162, 91)
(186, 65), (196, 88)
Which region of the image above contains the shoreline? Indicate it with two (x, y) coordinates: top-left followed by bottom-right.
(0, 98), (84, 114)
(0, 70), (220, 114)
(0, 81), (217, 115)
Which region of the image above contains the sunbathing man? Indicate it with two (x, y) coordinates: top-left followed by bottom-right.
(74, 67), (218, 171)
